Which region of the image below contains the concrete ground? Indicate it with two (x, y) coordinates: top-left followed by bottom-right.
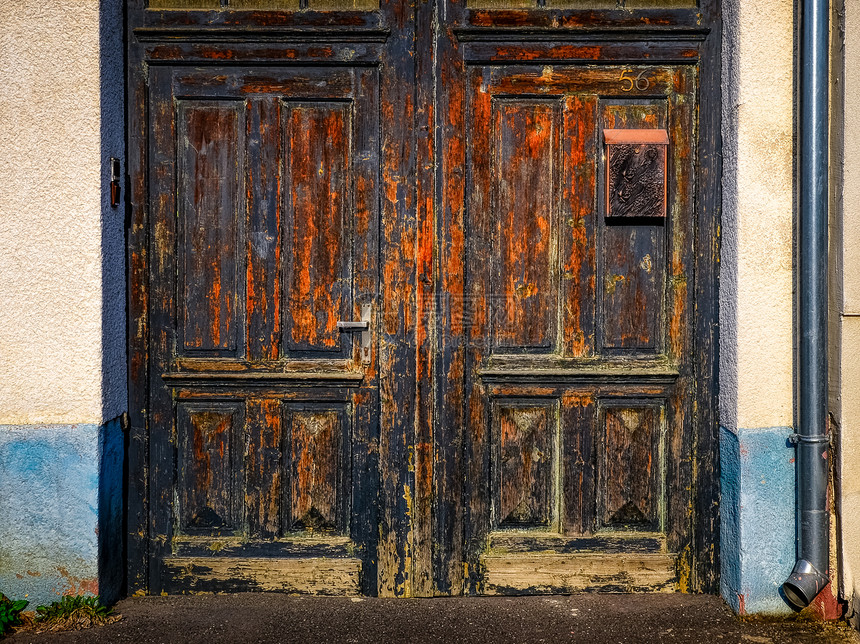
(7, 594), (860, 644)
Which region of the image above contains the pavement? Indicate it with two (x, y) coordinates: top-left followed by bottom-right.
(7, 593), (860, 644)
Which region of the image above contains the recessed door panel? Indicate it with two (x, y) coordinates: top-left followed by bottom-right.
(491, 100), (559, 353)
(178, 101), (244, 357)
(284, 103), (352, 356)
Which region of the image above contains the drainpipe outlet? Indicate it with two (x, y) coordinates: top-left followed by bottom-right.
(782, 559), (830, 609)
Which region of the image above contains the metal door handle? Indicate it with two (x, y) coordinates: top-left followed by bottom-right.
(336, 321), (369, 330)
(337, 303), (372, 365)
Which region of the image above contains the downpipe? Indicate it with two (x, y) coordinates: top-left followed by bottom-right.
(781, 0), (831, 610)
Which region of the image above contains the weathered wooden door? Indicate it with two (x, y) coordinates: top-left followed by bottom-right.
(436, 61), (704, 595)
(130, 46), (384, 593)
(128, 0), (719, 597)
(428, 6), (721, 596)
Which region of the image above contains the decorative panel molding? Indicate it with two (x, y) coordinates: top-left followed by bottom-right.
(284, 404), (349, 533)
(493, 400), (558, 528)
(598, 402), (663, 530)
(177, 402), (246, 535)
(283, 102), (353, 356)
(178, 100), (245, 357)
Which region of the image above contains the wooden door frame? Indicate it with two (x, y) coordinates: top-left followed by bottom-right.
(125, 0), (721, 596)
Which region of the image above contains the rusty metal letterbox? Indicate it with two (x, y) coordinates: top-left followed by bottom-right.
(604, 129), (669, 219)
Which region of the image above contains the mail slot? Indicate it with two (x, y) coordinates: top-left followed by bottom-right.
(604, 129), (669, 219)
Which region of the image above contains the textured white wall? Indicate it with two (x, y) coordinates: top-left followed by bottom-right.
(839, 0), (860, 619)
(0, 0), (125, 425)
(720, 0), (795, 432)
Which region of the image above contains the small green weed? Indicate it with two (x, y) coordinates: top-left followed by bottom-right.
(0, 593), (29, 637)
(36, 595), (112, 621)
(31, 595), (119, 633)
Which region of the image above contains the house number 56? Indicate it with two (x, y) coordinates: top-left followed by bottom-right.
(619, 69), (651, 91)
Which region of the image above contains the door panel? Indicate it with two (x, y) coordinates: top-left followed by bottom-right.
(284, 102), (352, 355)
(177, 101), (244, 357)
(491, 100), (559, 352)
(176, 402), (245, 535)
(147, 65), (379, 594)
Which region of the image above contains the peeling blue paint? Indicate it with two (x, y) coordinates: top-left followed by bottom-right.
(0, 420), (123, 605)
(720, 425), (796, 615)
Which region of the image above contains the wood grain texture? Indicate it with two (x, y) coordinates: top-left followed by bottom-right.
(599, 404), (662, 530)
(177, 403), (245, 535)
(246, 398), (282, 538)
(164, 557), (361, 594)
(178, 101), (243, 356)
(492, 100), (559, 352)
(284, 103), (351, 355)
(246, 98), (282, 362)
(560, 393), (596, 535)
(488, 531), (666, 554)
(480, 553), (677, 594)
(286, 406), (346, 532)
(495, 402), (555, 527)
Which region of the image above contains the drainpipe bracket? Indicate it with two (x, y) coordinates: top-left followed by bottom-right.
(788, 433), (830, 445)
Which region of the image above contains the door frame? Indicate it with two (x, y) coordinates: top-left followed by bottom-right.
(125, 0), (721, 596)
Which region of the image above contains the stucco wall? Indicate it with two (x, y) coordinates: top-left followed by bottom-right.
(0, 0), (126, 426)
(0, 0), (126, 605)
(720, 0), (795, 434)
(838, 0), (860, 624)
(720, 0), (797, 614)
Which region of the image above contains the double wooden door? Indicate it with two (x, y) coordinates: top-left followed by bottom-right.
(127, 0), (719, 597)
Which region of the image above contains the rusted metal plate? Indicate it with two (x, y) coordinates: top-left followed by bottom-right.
(604, 128), (669, 219)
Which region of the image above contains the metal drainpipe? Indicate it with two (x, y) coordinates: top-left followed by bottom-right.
(781, 0), (831, 611)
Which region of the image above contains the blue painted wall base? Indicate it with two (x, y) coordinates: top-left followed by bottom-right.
(0, 420), (123, 606)
(720, 425), (796, 614)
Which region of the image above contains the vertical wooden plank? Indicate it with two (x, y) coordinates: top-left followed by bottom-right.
(599, 404), (661, 530)
(562, 96), (597, 359)
(147, 65), (178, 594)
(247, 98), (282, 362)
(246, 398), (282, 539)
(283, 102), (351, 355)
(561, 392), (597, 535)
(694, 20), (723, 591)
(178, 101), (243, 356)
(126, 3), (150, 591)
(494, 402), (555, 528)
(413, 0), (436, 596)
(664, 67), (698, 587)
(285, 406), (346, 533)
(177, 403), (245, 534)
(350, 67), (381, 596)
(377, 0), (417, 597)
(461, 67), (493, 593)
(492, 100), (559, 352)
